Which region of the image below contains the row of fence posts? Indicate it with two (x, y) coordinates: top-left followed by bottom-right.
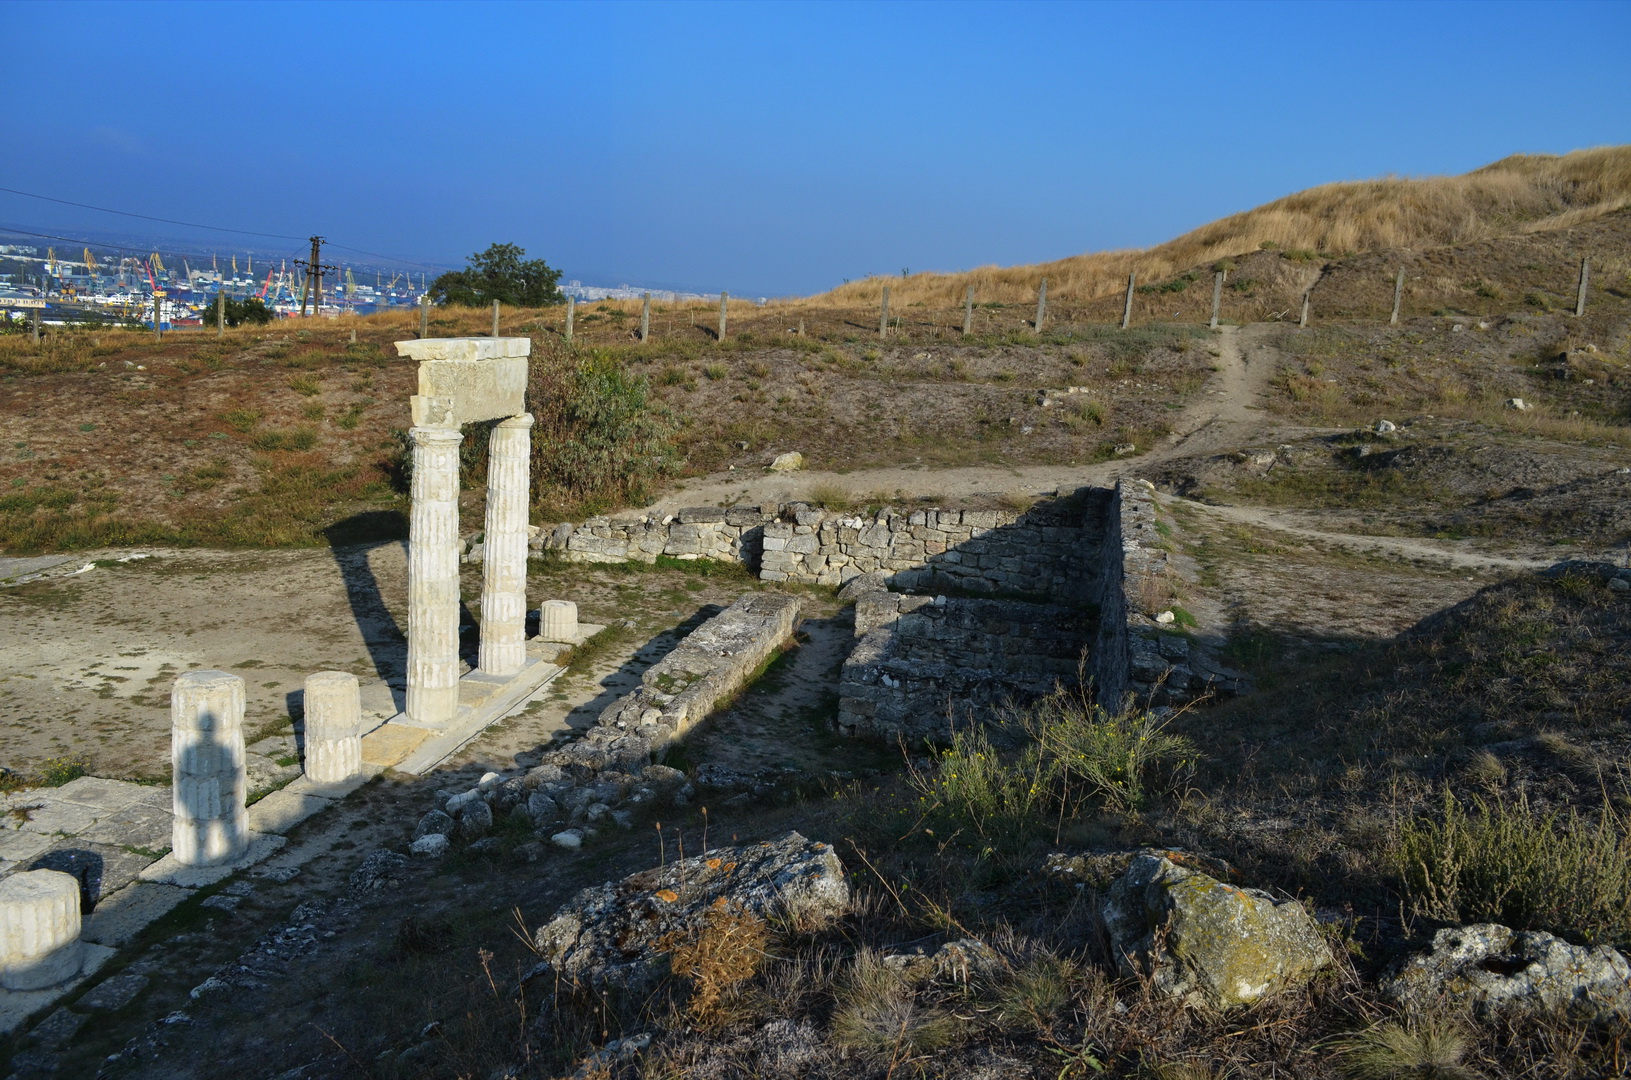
(403, 256), (1596, 343)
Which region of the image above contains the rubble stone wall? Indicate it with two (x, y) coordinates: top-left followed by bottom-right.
(536, 498), (1105, 599)
(836, 591), (1091, 743)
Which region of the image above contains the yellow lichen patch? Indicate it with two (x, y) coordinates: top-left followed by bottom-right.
(656, 888), (679, 903)
(706, 858), (722, 869)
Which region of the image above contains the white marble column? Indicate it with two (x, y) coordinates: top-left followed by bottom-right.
(171, 669), (248, 867)
(303, 671), (363, 783)
(0, 869), (83, 990)
(407, 425), (464, 728)
(480, 413), (534, 676)
(539, 599), (579, 643)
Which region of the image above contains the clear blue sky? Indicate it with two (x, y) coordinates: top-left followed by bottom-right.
(7, 1), (1629, 296)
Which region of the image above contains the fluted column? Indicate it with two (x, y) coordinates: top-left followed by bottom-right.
(0, 870), (83, 990)
(171, 669), (248, 867)
(303, 671), (363, 783)
(407, 425), (464, 727)
(480, 413), (534, 676)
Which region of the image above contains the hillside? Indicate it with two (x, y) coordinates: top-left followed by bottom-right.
(806, 145), (1631, 308)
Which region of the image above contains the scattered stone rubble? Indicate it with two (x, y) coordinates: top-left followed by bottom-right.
(1102, 852), (1333, 1009)
(1385, 923), (1631, 1021)
(529, 831), (849, 992)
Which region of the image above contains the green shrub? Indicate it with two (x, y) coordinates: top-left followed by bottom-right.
(1035, 697), (1198, 813)
(908, 726), (1054, 844)
(530, 350), (678, 515)
(1397, 790), (1631, 945)
(38, 757), (88, 787)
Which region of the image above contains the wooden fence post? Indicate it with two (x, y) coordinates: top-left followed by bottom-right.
(564, 295), (575, 342)
(1035, 277), (1048, 333)
(879, 286), (890, 338)
(797, 317), (805, 336)
(1209, 270), (1224, 329)
(640, 293), (651, 343)
(153, 294), (162, 340)
(718, 290), (729, 341)
(30, 306), (39, 344)
(350, 328), (357, 344)
(1299, 292), (1310, 328)
(492, 299), (500, 336)
(1576, 257), (1590, 317)
(962, 284), (974, 335)
(1390, 270), (1405, 325)
(217, 292), (225, 338)
(419, 295), (429, 338)
(1120, 273), (1135, 329)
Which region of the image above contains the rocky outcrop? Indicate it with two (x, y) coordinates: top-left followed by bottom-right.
(1385, 923), (1631, 1021)
(531, 831), (849, 992)
(1102, 853), (1332, 1009)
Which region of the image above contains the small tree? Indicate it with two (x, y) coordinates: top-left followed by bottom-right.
(430, 243), (564, 308)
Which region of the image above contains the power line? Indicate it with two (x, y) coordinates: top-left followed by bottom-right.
(0, 184), (307, 240)
(0, 183), (453, 272)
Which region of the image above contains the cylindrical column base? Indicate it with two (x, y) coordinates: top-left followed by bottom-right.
(538, 600), (579, 643)
(303, 671), (363, 784)
(172, 669), (249, 867)
(0, 870), (83, 990)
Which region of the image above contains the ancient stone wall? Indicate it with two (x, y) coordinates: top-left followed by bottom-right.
(837, 590), (1091, 743)
(1092, 479), (1247, 708)
(546, 593), (803, 772)
(538, 497), (1105, 598)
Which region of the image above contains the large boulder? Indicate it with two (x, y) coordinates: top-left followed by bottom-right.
(532, 831), (849, 992)
(1385, 923), (1631, 1021)
(1102, 853), (1332, 1009)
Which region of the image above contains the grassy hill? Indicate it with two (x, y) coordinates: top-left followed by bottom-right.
(806, 146), (1631, 308)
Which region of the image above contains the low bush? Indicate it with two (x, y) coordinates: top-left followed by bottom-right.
(1396, 790), (1631, 945)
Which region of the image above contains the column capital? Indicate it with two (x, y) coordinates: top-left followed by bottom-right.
(496, 412), (535, 430)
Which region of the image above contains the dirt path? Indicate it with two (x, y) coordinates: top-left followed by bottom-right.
(1170, 497), (1557, 572)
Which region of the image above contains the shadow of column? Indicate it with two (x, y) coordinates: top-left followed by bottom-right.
(323, 512), (410, 713)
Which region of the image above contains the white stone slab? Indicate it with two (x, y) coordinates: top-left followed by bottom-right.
(409, 350), (528, 426)
(0, 829), (54, 868)
(15, 801), (98, 837)
(137, 832), (286, 888)
(46, 777), (147, 812)
(246, 791), (329, 835)
(0, 943), (114, 1036)
(282, 767), (380, 802)
(81, 883), (190, 947)
(395, 337), (531, 362)
(390, 658), (566, 776)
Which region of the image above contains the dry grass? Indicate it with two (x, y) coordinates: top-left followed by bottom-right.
(800, 146), (1631, 307)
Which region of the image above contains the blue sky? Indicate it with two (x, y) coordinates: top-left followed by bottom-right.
(6, 1), (1629, 295)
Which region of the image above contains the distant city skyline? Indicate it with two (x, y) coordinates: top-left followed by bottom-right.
(6, 1), (1629, 297)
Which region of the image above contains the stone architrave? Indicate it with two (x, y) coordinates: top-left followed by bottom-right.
(302, 671), (363, 783)
(0, 869), (83, 990)
(479, 413), (534, 676)
(539, 600), (579, 643)
(396, 337), (529, 427)
(405, 425), (464, 728)
(170, 670), (249, 867)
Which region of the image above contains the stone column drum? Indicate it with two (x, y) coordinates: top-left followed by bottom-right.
(406, 425), (464, 728)
(171, 669), (249, 867)
(303, 671), (363, 783)
(0, 869), (83, 990)
(479, 413), (534, 676)
(539, 599), (579, 643)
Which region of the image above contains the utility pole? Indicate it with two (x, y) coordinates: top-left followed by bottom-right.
(294, 236), (335, 317)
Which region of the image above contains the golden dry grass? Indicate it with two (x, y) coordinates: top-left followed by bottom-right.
(799, 146), (1631, 307)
